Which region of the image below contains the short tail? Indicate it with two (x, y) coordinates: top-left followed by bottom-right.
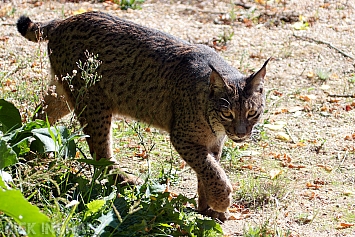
(17, 16), (57, 42)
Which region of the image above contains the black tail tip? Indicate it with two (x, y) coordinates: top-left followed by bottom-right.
(17, 15), (32, 36)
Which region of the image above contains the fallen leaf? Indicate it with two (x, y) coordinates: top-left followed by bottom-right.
(264, 122), (286, 130)
(241, 164), (253, 170)
(179, 161), (186, 169)
(345, 104), (352, 111)
(306, 182), (320, 189)
(285, 163), (306, 169)
(276, 132), (290, 141)
(290, 142), (306, 148)
(288, 106), (304, 113)
(299, 94), (317, 101)
(228, 213), (244, 220)
(320, 84), (330, 90)
(269, 169), (282, 179)
(329, 98), (340, 103)
(317, 164), (332, 171)
(302, 190), (316, 200)
(313, 179), (327, 185)
(335, 222), (354, 229)
(292, 21), (309, 30)
(343, 190), (354, 196)
(135, 149), (148, 159)
(273, 90), (283, 96)
(273, 108), (288, 114)
(307, 71), (315, 78)
(73, 8), (87, 15)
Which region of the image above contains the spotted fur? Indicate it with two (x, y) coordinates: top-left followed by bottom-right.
(17, 11), (269, 220)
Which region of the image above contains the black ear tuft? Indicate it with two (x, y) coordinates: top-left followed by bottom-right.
(245, 58), (271, 95)
(17, 16), (32, 36)
(209, 66), (228, 98)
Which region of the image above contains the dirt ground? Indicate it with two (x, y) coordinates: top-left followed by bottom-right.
(1, 0), (355, 236)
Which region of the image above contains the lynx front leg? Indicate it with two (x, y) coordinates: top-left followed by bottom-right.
(170, 135), (232, 214)
(198, 176), (230, 221)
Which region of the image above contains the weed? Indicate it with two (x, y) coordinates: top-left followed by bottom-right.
(0, 99), (223, 236)
(235, 174), (287, 207)
(348, 75), (355, 84)
(244, 220), (291, 237)
(119, 0), (145, 10)
(217, 28), (234, 46)
(239, 50), (250, 73)
(315, 68), (331, 81)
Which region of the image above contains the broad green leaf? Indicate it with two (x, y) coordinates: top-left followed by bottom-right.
(95, 211), (117, 235)
(0, 139), (18, 169)
(84, 199), (106, 219)
(0, 170), (13, 188)
(0, 177), (54, 237)
(0, 99), (22, 133)
(31, 127), (60, 153)
(31, 126), (76, 158)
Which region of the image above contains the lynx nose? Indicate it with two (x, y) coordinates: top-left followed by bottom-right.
(235, 124), (247, 138)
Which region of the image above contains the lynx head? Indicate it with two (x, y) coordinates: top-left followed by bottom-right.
(208, 58), (270, 142)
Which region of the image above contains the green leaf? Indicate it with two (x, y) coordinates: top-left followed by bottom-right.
(84, 199), (106, 219)
(0, 99), (22, 133)
(0, 139), (18, 169)
(0, 177), (55, 237)
(31, 127), (60, 153)
(31, 126), (77, 158)
(0, 171), (10, 188)
(292, 21), (309, 30)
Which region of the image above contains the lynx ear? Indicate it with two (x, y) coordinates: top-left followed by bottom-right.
(209, 68), (227, 97)
(245, 58), (271, 96)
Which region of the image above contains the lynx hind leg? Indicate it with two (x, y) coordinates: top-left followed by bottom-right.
(35, 79), (72, 125)
(77, 99), (142, 185)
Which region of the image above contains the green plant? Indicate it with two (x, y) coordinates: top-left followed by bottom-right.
(315, 68), (331, 81)
(0, 99), (84, 159)
(217, 28), (235, 46)
(89, 183), (223, 236)
(0, 99), (224, 236)
(120, 0), (145, 10)
(244, 220), (291, 237)
(348, 75), (355, 84)
(239, 50), (250, 73)
(0, 176), (54, 237)
(235, 174), (287, 207)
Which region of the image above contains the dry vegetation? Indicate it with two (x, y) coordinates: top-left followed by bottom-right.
(1, 0), (354, 236)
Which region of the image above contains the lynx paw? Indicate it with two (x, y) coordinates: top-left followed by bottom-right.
(109, 165), (144, 185)
(200, 208), (230, 222)
(205, 179), (233, 213)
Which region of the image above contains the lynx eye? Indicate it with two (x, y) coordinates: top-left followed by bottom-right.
(220, 110), (234, 120)
(247, 109), (259, 119)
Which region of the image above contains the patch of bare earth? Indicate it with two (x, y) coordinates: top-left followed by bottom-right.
(1, 0), (354, 236)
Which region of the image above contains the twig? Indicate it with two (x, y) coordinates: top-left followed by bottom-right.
(293, 33), (355, 60)
(234, 1), (253, 9)
(284, 126), (297, 144)
(324, 92), (355, 98)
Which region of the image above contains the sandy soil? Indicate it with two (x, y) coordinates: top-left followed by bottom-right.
(1, 0), (354, 236)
